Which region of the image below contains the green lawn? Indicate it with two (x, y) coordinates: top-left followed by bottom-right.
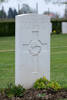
(51, 34), (67, 88)
(0, 37), (15, 88)
(0, 34), (67, 88)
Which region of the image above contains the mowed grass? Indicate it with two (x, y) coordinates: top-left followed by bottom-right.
(0, 37), (15, 88)
(51, 34), (67, 88)
(0, 35), (67, 88)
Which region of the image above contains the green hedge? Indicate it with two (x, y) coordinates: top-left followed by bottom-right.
(0, 19), (15, 36)
(51, 18), (67, 34)
(51, 18), (67, 22)
(0, 18), (67, 36)
(51, 18), (62, 34)
(51, 21), (62, 34)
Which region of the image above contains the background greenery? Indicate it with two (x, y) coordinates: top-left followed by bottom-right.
(51, 18), (67, 34)
(0, 34), (67, 88)
(0, 18), (67, 36)
(0, 20), (15, 36)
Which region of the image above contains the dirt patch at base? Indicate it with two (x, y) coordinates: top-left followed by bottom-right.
(0, 89), (67, 100)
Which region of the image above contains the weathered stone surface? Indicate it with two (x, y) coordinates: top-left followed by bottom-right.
(15, 14), (51, 88)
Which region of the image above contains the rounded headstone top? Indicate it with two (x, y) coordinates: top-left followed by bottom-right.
(16, 14), (51, 24)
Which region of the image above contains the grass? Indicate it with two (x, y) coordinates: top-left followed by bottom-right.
(0, 37), (15, 88)
(51, 34), (67, 88)
(0, 34), (67, 88)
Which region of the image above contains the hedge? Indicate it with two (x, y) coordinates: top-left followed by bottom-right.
(0, 19), (15, 36)
(51, 18), (67, 34)
(51, 21), (62, 34)
(51, 18), (67, 22)
(0, 18), (67, 36)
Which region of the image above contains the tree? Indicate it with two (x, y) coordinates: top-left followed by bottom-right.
(0, 6), (7, 18)
(21, 4), (32, 14)
(8, 8), (14, 18)
(13, 9), (17, 18)
(64, 7), (67, 18)
(0, 0), (7, 3)
(0, 10), (6, 18)
(19, 4), (36, 14)
(0, 0), (5, 2)
(8, 8), (17, 18)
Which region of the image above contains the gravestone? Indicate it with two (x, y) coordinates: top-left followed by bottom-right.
(15, 14), (51, 89)
(62, 22), (67, 34)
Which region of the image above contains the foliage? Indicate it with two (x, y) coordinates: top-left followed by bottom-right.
(64, 8), (67, 18)
(8, 8), (17, 18)
(19, 3), (36, 14)
(0, 10), (6, 18)
(51, 18), (67, 22)
(47, 81), (61, 91)
(0, 7), (17, 19)
(5, 83), (25, 98)
(0, 0), (5, 2)
(8, 8), (14, 19)
(0, 6), (7, 19)
(34, 81), (46, 89)
(51, 18), (67, 34)
(0, 20), (15, 36)
(52, 30), (56, 34)
(34, 76), (61, 91)
(13, 9), (17, 18)
(51, 21), (62, 34)
(33, 76), (49, 89)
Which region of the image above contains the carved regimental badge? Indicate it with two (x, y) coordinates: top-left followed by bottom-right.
(28, 40), (41, 56)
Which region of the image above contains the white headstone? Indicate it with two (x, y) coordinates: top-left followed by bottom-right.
(62, 22), (67, 34)
(15, 14), (51, 89)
